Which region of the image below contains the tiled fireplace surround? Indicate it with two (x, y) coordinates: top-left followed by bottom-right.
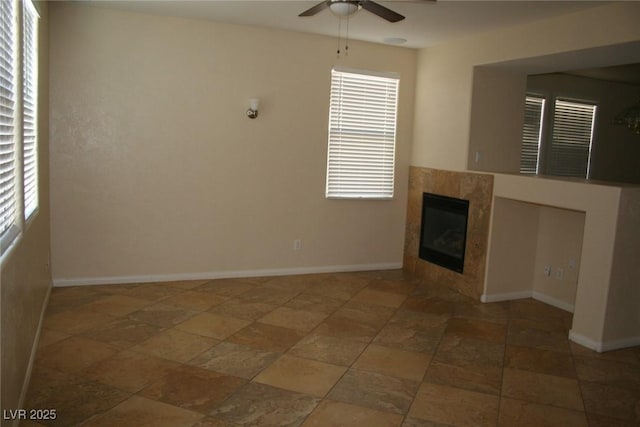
(403, 166), (493, 300)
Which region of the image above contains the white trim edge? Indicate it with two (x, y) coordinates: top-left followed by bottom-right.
(569, 330), (640, 353)
(481, 290), (574, 313)
(481, 290), (532, 303)
(531, 291), (575, 313)
(52, 262), (403, 287)
(14, 285), (52, 427)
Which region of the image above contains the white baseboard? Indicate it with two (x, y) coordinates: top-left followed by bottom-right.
(52, 262), (403, 287)
(481, 290), (574, 313)
(14, 284), (52, 427)
(531, 291), (574, 313)
(481, 290), (532, 303)
(570, 330), (640, 353)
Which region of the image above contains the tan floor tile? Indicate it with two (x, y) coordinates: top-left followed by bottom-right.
(81, 395), (203, 427)
(579, 380), (640, 422)
(45, 287), (108, 315)
(113, 283), (185, 301)
(128, 303), (198, 328)
(498, 397), (588, 427)
(259, 307), (327, 332)
(574, 356), (640, 392)
(81, 350), (180, 393)
(501, 368), (584, 411)
(195, 279), (259, 297)
(190, 341), (279, 379)
(351, 288), (407, 308)
(454, 300), (509, 324)
(374, 311), (447, 353)
(508, 299), (572, 322)
(365, 278), (416, 295)
(505, 345), (576, 378)
(353, 344), (431, 381)
(79, 294), (153, 316)
(328, 370), (418, 415)
(131, 328), (218, 363)
(37, 329), (70, 348)
(24, 366), (130, 426)
(303, 278), (368, 300)
(228, 322), (305, 353)
(192, 417), (240, 427)
(570, 341), (640, 365)
(285, 293), (345, 315)
(43, 308), (118, 334)
(402, 296), (456, 316)
(80, 318), (163, 349)
(408, 382), (499, 427)
(289, 333), (368, 366)
(434, 334), (504, 368)
(210, 382), (320, 426)
(208, 298), (278, 321)
(176, 312), (251, 339)
(314, 316), (380, 343)
(445, 317), (506, 343)
(140, 365), (246, 414)
(254, 355), (346, 397)
(263, 275), (316, 292)
(586, 413), (640, 427)
(35, 336), (119, 374)
(159, 290), (229, 312)
(424, 360), (502, 395)
(236, 287), (301, 305)
(302, 399), (403, 427)
(160, 279), (210, 290)
(507, 318), (570, 353)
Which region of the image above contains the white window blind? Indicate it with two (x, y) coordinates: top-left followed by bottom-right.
(1, 0), (18, 245)
(23, 0), (38, 218)
(520, 96), (545, 174)
(326, 67), (399, 199)
(548, 99), (597, 178)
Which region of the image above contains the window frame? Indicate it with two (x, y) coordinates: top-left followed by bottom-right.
(0, 0), (40, 260)
(325, 66), (400, 200)
(519, 94), (598, 180)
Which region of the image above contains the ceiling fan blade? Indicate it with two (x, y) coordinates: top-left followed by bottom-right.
(361, 0), (405, 22)
(299, 1), (330, 17)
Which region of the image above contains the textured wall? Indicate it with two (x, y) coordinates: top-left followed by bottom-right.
(48, 3), (417, 284)
(1, 1), (51, 420)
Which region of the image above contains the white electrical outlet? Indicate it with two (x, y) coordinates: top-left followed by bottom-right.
(293, 239), (302, 251)
(544, 265), (551, 276)
(555, 268), (564, 280)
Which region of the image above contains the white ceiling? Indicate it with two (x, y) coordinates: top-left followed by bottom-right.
(87, 0), (606, 49)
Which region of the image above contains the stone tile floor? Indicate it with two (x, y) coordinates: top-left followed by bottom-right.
(22, 270), (640, 426)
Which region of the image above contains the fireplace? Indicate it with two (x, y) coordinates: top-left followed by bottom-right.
(419, 192), (470, 273)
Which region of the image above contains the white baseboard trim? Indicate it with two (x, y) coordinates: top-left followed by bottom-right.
(481, 290), (531, 303)
(570, 330), (640, 353)
(481, 290), (574, 313)
(52, 262), (403, 287)
(14, 284), (52, 427)
(531, 291), (575, 313)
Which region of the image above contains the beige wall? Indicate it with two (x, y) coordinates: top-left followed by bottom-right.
(412, 2), (640, 172)
(49, 3), (417, 284)
(527, 73), (640, 184)
(1, 1), (51, 420)
(485, 173), (640, 350)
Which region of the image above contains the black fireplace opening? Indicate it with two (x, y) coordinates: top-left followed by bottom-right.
(419, 192), (470, 273)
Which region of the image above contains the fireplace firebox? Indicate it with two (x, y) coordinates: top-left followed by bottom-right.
(419, 192), (470, 273)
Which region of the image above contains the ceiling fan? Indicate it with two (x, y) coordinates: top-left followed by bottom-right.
(299, 0), (430, 23)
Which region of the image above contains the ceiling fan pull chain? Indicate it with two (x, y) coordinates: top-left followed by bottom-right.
(336, 16), (342, 57)
(345, 14), (350, 56)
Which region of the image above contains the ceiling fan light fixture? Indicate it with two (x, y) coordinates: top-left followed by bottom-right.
(329, 1), (360, 17)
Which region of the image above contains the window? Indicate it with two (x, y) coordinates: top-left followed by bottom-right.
(519, 96), (597, 179)
(326, 67), (399, 199)
(520, 96), (545, 174)
(0, 0), (39, 256)
(548, 99), (597, 178)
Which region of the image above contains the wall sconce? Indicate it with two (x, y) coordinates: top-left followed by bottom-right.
(246, 98), (260, 119)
